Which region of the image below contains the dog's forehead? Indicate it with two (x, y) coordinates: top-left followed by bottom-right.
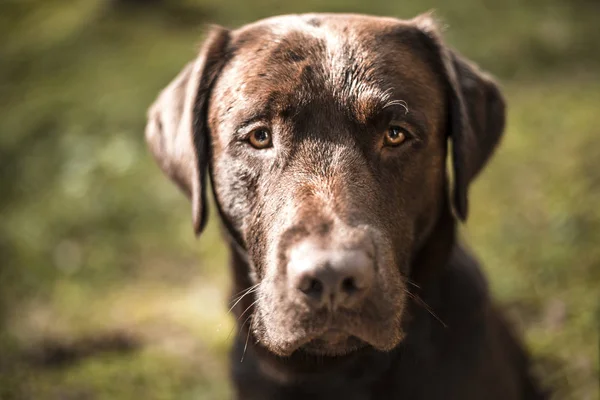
(234, 13), (410, 40)
(211, 14), (445, 132)
(229, 14), (424, 79)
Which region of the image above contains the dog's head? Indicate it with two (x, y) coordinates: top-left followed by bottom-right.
(146, 14), (505, 357)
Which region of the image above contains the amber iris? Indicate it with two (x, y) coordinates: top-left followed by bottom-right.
(384, 125), (407, 147)
(249, 128), (272, 149)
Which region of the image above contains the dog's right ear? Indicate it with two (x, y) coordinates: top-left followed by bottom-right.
(145, 27), (230, 236)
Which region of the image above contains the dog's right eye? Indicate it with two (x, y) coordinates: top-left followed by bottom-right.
(384, 125), (408, 147)
(248, 128), (273, 149)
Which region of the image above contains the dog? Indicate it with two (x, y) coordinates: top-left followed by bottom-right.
(145, 13), (547, 399)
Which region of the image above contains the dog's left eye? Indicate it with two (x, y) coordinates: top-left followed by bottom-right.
(248, 128), (273, 149)
(384, 125), (410, 147)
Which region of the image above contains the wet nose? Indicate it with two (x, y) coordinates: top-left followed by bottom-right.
(287, 241), (375, 310)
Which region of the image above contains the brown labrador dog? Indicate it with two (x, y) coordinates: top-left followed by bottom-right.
(145, 13), (547, 399)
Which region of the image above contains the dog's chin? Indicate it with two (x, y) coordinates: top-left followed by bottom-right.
(300, 330), (368, 356)
(253, 291), (407, 357)
(258, 327), (404, 358)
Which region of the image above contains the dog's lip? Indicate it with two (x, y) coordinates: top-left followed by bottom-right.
(263, 320), (398, 357)
(256, 290), (406, 356)
(301, 331), (367, 356)
(319, 328), (349, 343)
(269, 327), (355, 356)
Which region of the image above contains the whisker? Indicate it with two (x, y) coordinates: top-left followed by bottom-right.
(228, 283), (260, 307)
(241, 317), (252, 362)
(226, 300), (259, 341)
(229, 283), (259, 305)
(227, 285), (259, 315)
(240, 314), (253, 330)
(226, 323), (237, 342)
(237, 299), (259, 322)
(406, 279), (421, 289)
(405, 289), (447, 328)
(231, 313), (253, 341)
(399, 273), (421, 290)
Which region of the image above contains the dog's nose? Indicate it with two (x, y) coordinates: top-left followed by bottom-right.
(287, 241), (375, 310)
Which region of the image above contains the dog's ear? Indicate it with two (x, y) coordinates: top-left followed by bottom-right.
(145, 27), (230, 235)
(412, 15), (506, 221)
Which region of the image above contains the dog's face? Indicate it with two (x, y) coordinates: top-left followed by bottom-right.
(146, 14), (505, 357)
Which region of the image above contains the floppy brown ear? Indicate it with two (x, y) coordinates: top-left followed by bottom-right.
(145, 27), (230, 235)
(412, 15), (506, 221)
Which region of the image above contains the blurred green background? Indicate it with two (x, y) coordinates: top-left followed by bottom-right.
(0, 0), (598, 399)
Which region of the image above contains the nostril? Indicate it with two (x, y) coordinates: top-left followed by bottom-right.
(341, 276), (359, 294)
(299, 277), (324, 297)
(288, 242), (375, 308)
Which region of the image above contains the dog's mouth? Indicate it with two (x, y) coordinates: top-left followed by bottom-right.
(300, 329), (368, 356)
(319, 328), (349, 342)
(254, 305), (404, 357)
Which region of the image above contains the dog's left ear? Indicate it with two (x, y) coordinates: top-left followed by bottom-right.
(412, 15), (506, 221)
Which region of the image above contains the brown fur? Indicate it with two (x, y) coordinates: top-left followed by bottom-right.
(145, 13), (547, 399)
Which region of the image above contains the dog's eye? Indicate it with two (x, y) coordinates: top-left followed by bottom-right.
(248, 128), (273, 149)
(384, 125), (409, 147)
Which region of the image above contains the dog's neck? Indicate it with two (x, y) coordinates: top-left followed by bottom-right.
(224, 203), (458, 389)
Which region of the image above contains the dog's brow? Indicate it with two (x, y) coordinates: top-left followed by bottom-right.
(351, 87), (403, 123)
(383, 99), (409, 114)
